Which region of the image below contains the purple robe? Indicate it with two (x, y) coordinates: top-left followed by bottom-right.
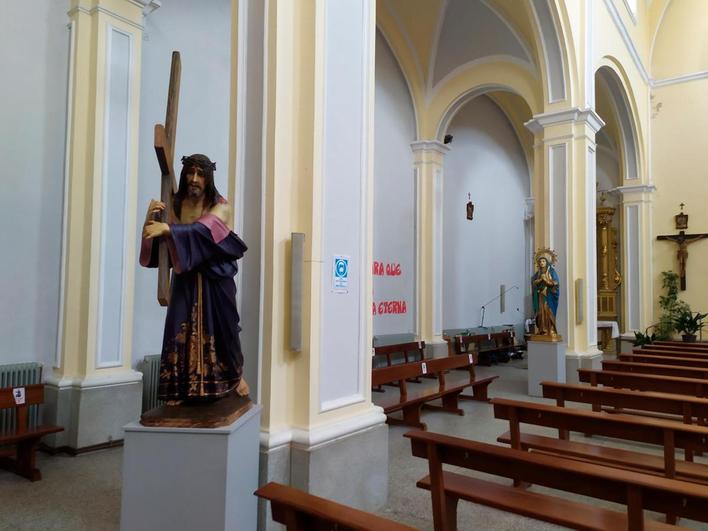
(140, 212), (247, 400)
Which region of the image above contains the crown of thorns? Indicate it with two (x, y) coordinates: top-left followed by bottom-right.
(181, 155), (216, 171)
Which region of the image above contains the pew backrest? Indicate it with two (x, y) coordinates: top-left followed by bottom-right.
(373, 341), (426, 367)
(254, 482), (416, 531)
(578, 368), (708, 397)
(620, 353), (708, 369)
(602, 360), (708, 380)
(635, 347), (708, 359)
(372, 353), (476, 388)
(492, 397), (708, 455)
(541, 380), (708, 422)
(653, 341), (708, 351)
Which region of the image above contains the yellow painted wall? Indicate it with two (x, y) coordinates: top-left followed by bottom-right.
(651, 79), (708, 318)
(652, 0), (708, 80)
(650, 0), (708, 321)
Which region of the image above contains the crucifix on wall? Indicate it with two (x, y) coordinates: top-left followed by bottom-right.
(153, 51), (181, 306)
(656, 204), (708, 291)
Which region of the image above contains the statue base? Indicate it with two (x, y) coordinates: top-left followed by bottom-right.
(140, 391), (253, 428)
(527, 340), (566, 397)
(121, 402), (261, 531)
(528, 333), (563, 343)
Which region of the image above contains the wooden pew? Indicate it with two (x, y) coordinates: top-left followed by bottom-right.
(493, 398), (708, 485)
(579, 369), (708, 397)
(542, 380), (708, 423)
(541, 380), (708, 460)
(448, 330), (519, 366)
(373, 341), (426, 367)
(0, 384), (63, 481)
(620, 352), (708, 369)
(653, 340), (708, 351)
(633, 347), (708, 360)
(372, 355), (497, 430)
(602, 360), (708, 380)
(406, 429), (704, 531)
(372, 341), (429, 390)
(254, 482), (415, 531)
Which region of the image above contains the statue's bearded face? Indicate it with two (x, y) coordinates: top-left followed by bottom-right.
(186, 166), (206, 198)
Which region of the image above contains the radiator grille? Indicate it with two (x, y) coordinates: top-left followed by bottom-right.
(0, 362), (42, 433)
(139, 355), (163, 412)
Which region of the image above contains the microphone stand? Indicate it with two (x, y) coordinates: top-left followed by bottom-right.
(480, 285), (519, 328)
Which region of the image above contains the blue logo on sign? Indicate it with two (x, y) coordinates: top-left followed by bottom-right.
(334, 257), (348, 279)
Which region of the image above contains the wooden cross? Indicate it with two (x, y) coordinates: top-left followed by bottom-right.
(657, 230), (708, 291)
(153, 51), (181, 306)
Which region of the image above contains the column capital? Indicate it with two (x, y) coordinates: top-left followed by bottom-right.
(68, 0), (147, 30)
(524, 107), (605, 135)
(613, 184), (656, 195)
(410, 139), (450, 155)
(613, 184), (656, 205)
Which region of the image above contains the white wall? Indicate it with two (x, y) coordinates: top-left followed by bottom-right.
(132, 0), (232, 367)
(373, 33), (417, 337)
(442, 96), (529, 330)
(0, 1), (69, 367)
(234, 0), (264, 401)
(597, 146), (620, 195)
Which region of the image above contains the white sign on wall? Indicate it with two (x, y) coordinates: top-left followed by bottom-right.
(13, 387), (26, 405)
(333, 255), (350, 293)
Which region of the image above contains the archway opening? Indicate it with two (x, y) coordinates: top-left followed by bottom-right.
(440, 93), (533, 341)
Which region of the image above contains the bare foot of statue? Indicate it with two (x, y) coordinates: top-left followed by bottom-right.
(236, 378), (250, 397)
(165, 400), (183, 406)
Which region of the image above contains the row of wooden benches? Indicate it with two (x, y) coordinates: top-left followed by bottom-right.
(259, 362), (708, 530)
(372, 347), (497, 430)
(444, 330), (523, 365)
(400, 340), (708, 529)
(409, 353), (708, 531)
(247, 340), (708, 529)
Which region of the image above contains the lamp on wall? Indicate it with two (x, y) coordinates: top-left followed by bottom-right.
(466, 193), (474, 220)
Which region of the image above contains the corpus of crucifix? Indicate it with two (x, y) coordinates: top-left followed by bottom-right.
(657, 204), (708, 290)
(5, 1), (708, 530)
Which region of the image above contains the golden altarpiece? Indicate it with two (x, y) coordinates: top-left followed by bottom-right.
(596, 198), (622, 353)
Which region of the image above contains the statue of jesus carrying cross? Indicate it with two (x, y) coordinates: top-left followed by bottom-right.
(139, 52), (250, 415)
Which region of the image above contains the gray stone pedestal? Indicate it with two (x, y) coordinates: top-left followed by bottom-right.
(527, 340), (566, 396)
(120, 404), (262, 531)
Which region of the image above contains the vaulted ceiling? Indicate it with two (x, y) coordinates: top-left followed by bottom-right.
(378, 0), (540, 96)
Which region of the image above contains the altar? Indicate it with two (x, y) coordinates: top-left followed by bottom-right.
(597, 320), (620, 354)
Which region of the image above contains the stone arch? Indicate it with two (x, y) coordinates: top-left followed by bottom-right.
(595, 59), (643, 181)
(430, 61), (540, 141)
(528, 0), (573, 104)
(375, 28), (420, 139)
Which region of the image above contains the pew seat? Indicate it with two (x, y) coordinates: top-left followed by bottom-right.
(406, 430), (703, 531)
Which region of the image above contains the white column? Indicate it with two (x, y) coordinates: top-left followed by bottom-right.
(257, 0), (386, 515)
(525, 108), (605, 380)
(411, 140), (449, 350)
(46, 0), (146, 451)
(616, 184), (656, 334)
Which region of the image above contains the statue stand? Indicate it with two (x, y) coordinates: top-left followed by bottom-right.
(120, 396), (261, 531)
(527, 339), (566, 397)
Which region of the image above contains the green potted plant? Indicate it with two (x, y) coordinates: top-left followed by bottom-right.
(632, 326), (656, 347)
(673, 310), (708, 342)
(655, 271), (691, 340)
